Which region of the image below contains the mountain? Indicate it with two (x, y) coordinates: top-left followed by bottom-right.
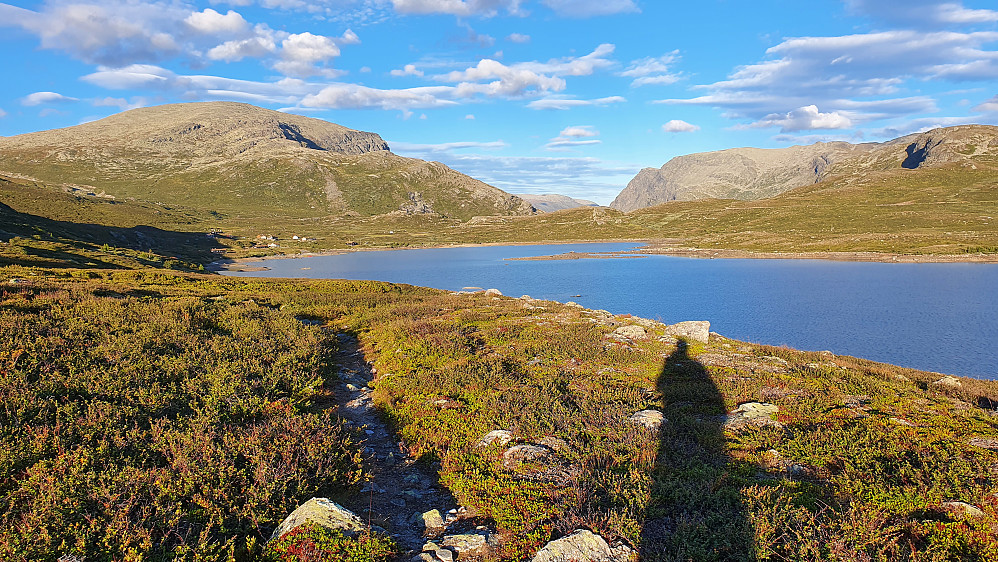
(611, 125), (998, 212)
(0, 102), (534, 221)
(520, 193), (600, 213)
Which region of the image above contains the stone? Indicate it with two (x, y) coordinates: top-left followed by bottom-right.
(970, 437), (998, 450)
(475, 429), (514, 448)
(441, 533), (488, 558)
(612, 325), (647, 340)
(628, 409), (665, 430)
(664, 321), (710, 344)
(413, 509), (445, 532)
(539, 436), (570, 453)
(502, 444), (551, 469)
(933, 375), (962, 388)
(419, 542), (454, 562)
(269, 497), (365, 541)
(941, 501), (985, 519)
(723, 402), (782, 431)
(484, 288), (503, 297)
(531, 529), (631, 562)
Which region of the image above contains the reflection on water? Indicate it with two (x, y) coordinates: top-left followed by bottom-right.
(222, 243), (998, 379)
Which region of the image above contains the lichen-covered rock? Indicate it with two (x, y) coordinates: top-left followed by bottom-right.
(441, 533), (488, 558)
(484, 288), (503, 297)
(269, 497), (365, 541)
(723, 402), (782, 430)
(475, 429), (514, 448)
(530, 529), (631, 562)
(502, 444), (551, 469)
(628, 409), (665, 430)
(412, 509), (445, 532)
(664, 321), (710, 343)
(612, 325), (647, 340)
(932, 375), (962, 388)
(941, 501), (985, 519)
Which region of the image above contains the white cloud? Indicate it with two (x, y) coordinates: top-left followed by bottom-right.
(620, 52), (681, 87)
(845, 0), (998, 27)
(22, 91), (78, 106)
(303, 83), (458, 111)
(391, 64), (425, 77)
(185, 8), (248, 34)
(527, 95), (626, 110)
(465, 114), (476, 119)
(867, 115), (988, 138)
(92, 96), (147, 111)
(660, 30), (998, 128)
(389, 0), (524, 17)
(558, 125), (598, 138)
(506, 33), (530, 43)
(750, 105), (854, 132)
(208, 32), (278, 62)
(976, 95), (998, 113)
(541, 0), (638, 17)
(391, 140), (508, 154)
(0, 108), (6, 118)
(662, 119), (699, 132)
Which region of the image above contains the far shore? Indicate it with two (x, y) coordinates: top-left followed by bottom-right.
(208, 238), (998, 272)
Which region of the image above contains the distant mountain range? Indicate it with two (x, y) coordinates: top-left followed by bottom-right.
(611, 125), (998, 211)
(0, 102), (535, 221)
(520, 193), (600, 213)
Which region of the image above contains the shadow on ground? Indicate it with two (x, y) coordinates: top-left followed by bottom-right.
(639, 340), (754, 560)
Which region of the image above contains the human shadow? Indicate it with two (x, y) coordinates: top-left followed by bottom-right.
(639, 340), (753, 560)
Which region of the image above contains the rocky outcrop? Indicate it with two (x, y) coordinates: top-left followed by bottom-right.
(629, 409), (665, 430)
(611, 125), (998, 211)
(531, 529), (632, 562)
(664, 321), (710, 344)
(522, 193), (600, 213)
(723, 402), (782, 431)
(269, 497), (366, 541)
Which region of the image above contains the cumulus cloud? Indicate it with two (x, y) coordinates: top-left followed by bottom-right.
(660, 30), (998, 128)
(273, 32), (342, 77)
(302, 83), (458, 111)
(22, 91), (78, 106)
(662, 119), (699, 132)
(541, 0), (638, 17)
(185, 8), (248, 34)
(390, 0), (524, 17)
(208, 33), (278, 62)
(749, 105), (854, 132)
(620, 52), (682, 86)
(844, 0), (998, 27)
(92, 96), (147, 111)
(526, 95), (626, 110)
(544, 125), (600, 150)
(506, 33), (530, 43)
(391, 64), (425, 77)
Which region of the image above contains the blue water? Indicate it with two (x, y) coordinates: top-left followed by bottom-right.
(222, 243), (998, 379)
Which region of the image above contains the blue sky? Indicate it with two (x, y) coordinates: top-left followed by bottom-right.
(1, 0), (997, 204)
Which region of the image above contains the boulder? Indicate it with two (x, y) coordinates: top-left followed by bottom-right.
(269, 497), (365, 541)
(441, 533), (488, 558)
(484, 288), (503, 297)
(531, 529), (632, 562)
(475, 429), (514, 448)
(612, 325), (647, 340)
(664, 321), (710, 344)
(941, 501), (985, 519)
(412, 509), (445, 532)
(932, 375), (962, 388)
(628, 410), (665, 430)
(502, 444), (551, 469)
(723, 402), (782, 431)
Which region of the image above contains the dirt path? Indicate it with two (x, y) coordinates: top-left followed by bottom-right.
(330, 333), (459, 555)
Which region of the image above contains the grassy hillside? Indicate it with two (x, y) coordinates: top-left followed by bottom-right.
(3, 267), (998, 561)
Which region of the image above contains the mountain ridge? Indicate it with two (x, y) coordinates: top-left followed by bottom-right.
(611, 125), (998, 212)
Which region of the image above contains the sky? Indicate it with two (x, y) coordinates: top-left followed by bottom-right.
(0, 0), (997, 204)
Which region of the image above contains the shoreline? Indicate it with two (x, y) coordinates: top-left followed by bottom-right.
(209, 239), (998, 271)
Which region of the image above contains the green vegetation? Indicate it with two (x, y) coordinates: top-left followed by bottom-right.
(3, 267), (998, 560)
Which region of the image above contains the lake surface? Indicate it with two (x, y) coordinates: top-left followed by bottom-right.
(222, 243), (998, 379)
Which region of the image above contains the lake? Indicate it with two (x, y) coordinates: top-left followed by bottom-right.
(221, 243), (998, 379)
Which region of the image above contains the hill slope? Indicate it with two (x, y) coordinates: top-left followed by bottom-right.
(521, 193), (600, 213)
(0, 102), (534, 221)
(612, 125), (998, 211)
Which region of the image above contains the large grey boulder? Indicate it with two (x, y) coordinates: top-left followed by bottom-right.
(531, 529), (632, 562)
(612, 325), (647, 340)
(664, 321), (710, 344)
(475, 429), (514, 448)
(502, 444), (551, 469)
(270, 497), (366, 541)
(723, 402), (782, 431)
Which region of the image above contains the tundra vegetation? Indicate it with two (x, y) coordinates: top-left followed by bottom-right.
(2, 267), (998, 561)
